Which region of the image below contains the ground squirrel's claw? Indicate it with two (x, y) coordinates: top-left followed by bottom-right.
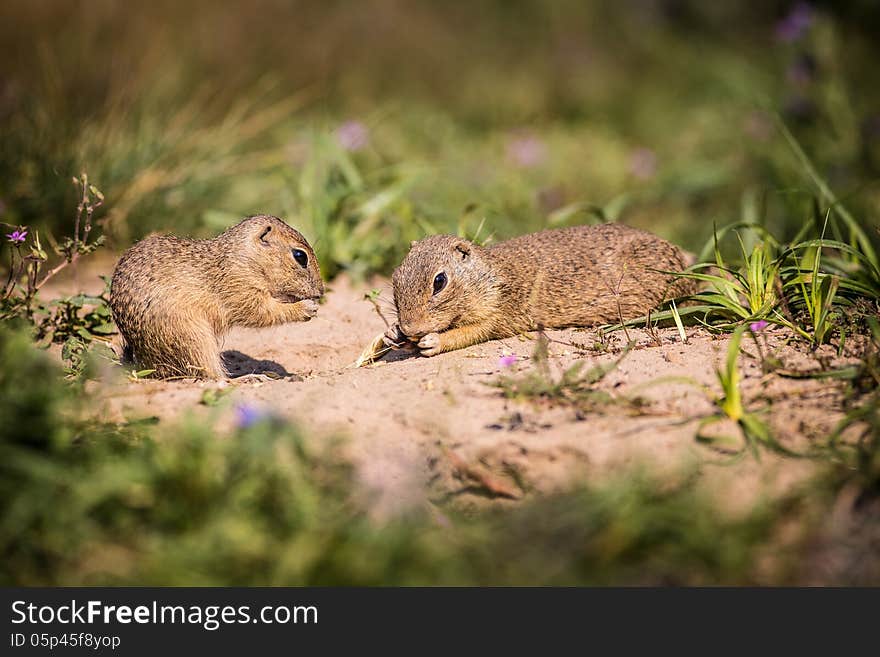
(383, 324), (407, 348)
(418, 332), (442, 357)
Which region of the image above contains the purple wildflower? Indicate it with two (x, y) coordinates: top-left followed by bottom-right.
(749, 320), (769, 333)
(335, 120), (369, 152)
(499, 354), (518, 368)
(234, 403), (266, 430)
(775, 3), (814, 43)
(506, 134), (546, 168)
(628, 148), (657, 180)
(6, 227), (27, 244)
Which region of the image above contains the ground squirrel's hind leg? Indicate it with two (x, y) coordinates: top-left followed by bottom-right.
(113, 334), (134, 365)
(131, 318), (226, 379)
(176, 340), (226, 379)
(418, 322), (499, 357)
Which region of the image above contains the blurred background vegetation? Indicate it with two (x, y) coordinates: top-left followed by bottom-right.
(1, 0), (878, 277)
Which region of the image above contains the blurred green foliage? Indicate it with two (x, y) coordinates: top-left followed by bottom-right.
(0, 324), (799, 585)
(2, 322), (878, 585)
(1, 1), (878, 278)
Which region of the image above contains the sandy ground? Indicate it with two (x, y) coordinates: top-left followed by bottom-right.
(49, 261), (866, 516)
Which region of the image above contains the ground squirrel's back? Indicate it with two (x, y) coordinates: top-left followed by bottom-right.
(489, 223), (694, 328)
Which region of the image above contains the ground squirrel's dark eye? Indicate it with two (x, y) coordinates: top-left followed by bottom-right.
(292, 249), (308, 268)
(432, 272), (447, 295)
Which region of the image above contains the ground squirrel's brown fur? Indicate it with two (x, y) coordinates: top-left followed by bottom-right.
(110, 215), (324, 379)
(386, 223), (696, 356)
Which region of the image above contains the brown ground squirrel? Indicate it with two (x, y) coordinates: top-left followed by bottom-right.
(385, 223), (695, 356)
(110, 215), (324, 379)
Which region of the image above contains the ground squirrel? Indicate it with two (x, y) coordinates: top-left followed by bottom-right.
(385, 223), (695, 356)
(110, 215), (324, 379)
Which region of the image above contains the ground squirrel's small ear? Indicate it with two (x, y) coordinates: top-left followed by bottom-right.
(454, 240), (471, 259)
(258, 225), (272, 245)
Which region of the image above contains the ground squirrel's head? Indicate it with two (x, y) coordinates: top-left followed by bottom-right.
(391, 235), (495, 339)
(226, 215), (324, 317)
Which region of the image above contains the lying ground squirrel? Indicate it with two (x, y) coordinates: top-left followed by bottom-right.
(385, 223), (696, 356)
(110, 215), (324, 379)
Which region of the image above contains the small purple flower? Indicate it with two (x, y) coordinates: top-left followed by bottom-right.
(506, 134), (546, 168)
(749, 320), (769, 333)
(775, 3), (814, 43)
(498, 354), (518, 368)
(628, 148), (657, 180)
(335, 120), (369, 152)
(234, 403), (266, 430)
(6, 227), (27, 244)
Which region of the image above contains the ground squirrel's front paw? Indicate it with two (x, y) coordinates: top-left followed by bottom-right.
(299, 298), (319, 320)
(417, 332), (442, 357)
(287, 298), (318, 322)
(383, 324), (407, 348)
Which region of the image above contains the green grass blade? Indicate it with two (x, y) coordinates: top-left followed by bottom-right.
(775, 117), (878, 268)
